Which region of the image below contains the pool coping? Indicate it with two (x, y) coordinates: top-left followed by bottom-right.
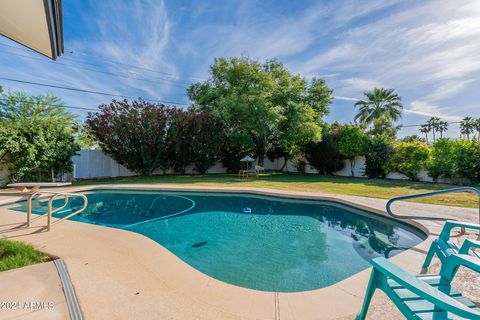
(1, 184), (477, 319)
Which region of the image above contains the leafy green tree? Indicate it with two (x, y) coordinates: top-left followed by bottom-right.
(74, 124), (98, 150)
(364, 136), (394, 179)
(452, 139), (480, 184)
(0, 90), (79, 181)
(304, 123), (344, 175)
(354, 88), (403, 137)
(368, 117), (401, 139)
(402, 135), (424, 143)
(386, 141), (430, 181)
(426, 138), (457, 182)
(187, 56), (332, 166)
(338, 125), (368, 177)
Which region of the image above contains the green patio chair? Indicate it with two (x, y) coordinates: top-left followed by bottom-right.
(357, 257), (480, 320)
(423, 221), (480, 279)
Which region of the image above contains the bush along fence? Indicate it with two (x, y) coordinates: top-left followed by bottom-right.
(68, 144), (475, 185)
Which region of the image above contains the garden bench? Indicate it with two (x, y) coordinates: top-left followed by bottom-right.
(238, 170), (258, 178)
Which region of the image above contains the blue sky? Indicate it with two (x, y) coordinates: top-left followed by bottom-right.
(1, 0), (479, 138)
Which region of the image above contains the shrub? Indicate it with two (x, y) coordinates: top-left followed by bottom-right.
(87, 100), (173, 176)
(291, 153), (307, 173)
(452, 140), (480, 184)
(0, 91), (79, 181)
(221, 134), (255, 173)
(426, 139), (456, 182)
(167, 110), (194, 174)
(189, 112), (224, 174)
(338, 125), (368, 177)
(387, 141), (430, 181)
(304, 125), (344, 175)
(364, 136), (394, 179)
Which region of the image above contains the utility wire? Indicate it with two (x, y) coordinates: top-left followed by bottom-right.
(0, 94), (468, 129)
(0, 96), (98, 112)
(402, 121), (462, 128)
(0, 42), (205, 83)
(0, 77), (190, 106)
(64, 49), (206, 82)
(0, 49), (192, 87)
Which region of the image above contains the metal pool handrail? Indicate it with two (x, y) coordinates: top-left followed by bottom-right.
(386, 187), (480, 223)
(27, 191), (88, 231)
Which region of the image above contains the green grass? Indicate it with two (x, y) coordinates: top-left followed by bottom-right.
(74, 173), (480, 208)
(0, 239), (51, 271)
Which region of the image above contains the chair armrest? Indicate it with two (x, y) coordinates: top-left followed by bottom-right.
(440, 254), (480, 282)
(439, 220), (480, 241)
(459, 239), (480, 254)
(371, 258), (480, 318)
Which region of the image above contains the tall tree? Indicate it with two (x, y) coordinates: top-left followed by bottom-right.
(87, 100), (174, 176)
(438, 121), (448, 139)
(473, 118), (480, 141)
(338, 125), (368, 177)
(187, 56), (332, 167)
(419, 124), (430, 144)
(354, 88), (403, 136)
(427, 117), (440, 142)
(0, 90), (79, 181)
(460, 117), (474, 141)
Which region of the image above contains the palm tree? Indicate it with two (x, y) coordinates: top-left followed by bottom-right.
(473, 118), (480, 141)
(354, 88), (403, 132)
(460, 117), (474, 141)
(427, 117), (440, 142)
(438, 121), (448, 138)
(419, 124), (430, 144)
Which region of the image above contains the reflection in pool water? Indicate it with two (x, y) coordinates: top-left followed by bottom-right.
(13, 190), (426, 292)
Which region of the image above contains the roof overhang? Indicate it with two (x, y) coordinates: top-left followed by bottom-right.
(0, 0), (64, 60)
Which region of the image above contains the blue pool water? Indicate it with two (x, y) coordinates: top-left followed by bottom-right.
(11, 190), (425, 292)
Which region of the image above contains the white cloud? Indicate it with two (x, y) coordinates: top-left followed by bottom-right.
(333, 95), (358, 102)
(422, 79), (475, 102)
(341, 78), (384, 91)
(404, 101), (462, 121)
(2, 0), (480, 134)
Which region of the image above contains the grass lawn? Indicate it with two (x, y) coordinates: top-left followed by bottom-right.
(0, 239), (51, 271)
(74, 173), (480, 208)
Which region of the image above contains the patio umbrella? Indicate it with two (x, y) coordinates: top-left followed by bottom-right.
(240, 156), (254, 169)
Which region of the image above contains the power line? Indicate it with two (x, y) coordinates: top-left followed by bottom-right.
(64, 49), (206, 82)
(402, 121), (462, 128)
(0, 42), (205, 83)
(0, 96), (98, 112)
(0, 49), (193, 87)
(0, 77), (190, 106)
(0, 95), (472, 130)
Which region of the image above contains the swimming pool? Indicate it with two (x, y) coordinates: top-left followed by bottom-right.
(12, 189), (425, 292)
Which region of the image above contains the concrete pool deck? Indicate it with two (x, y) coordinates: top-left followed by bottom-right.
(0, 184), (479, 319)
